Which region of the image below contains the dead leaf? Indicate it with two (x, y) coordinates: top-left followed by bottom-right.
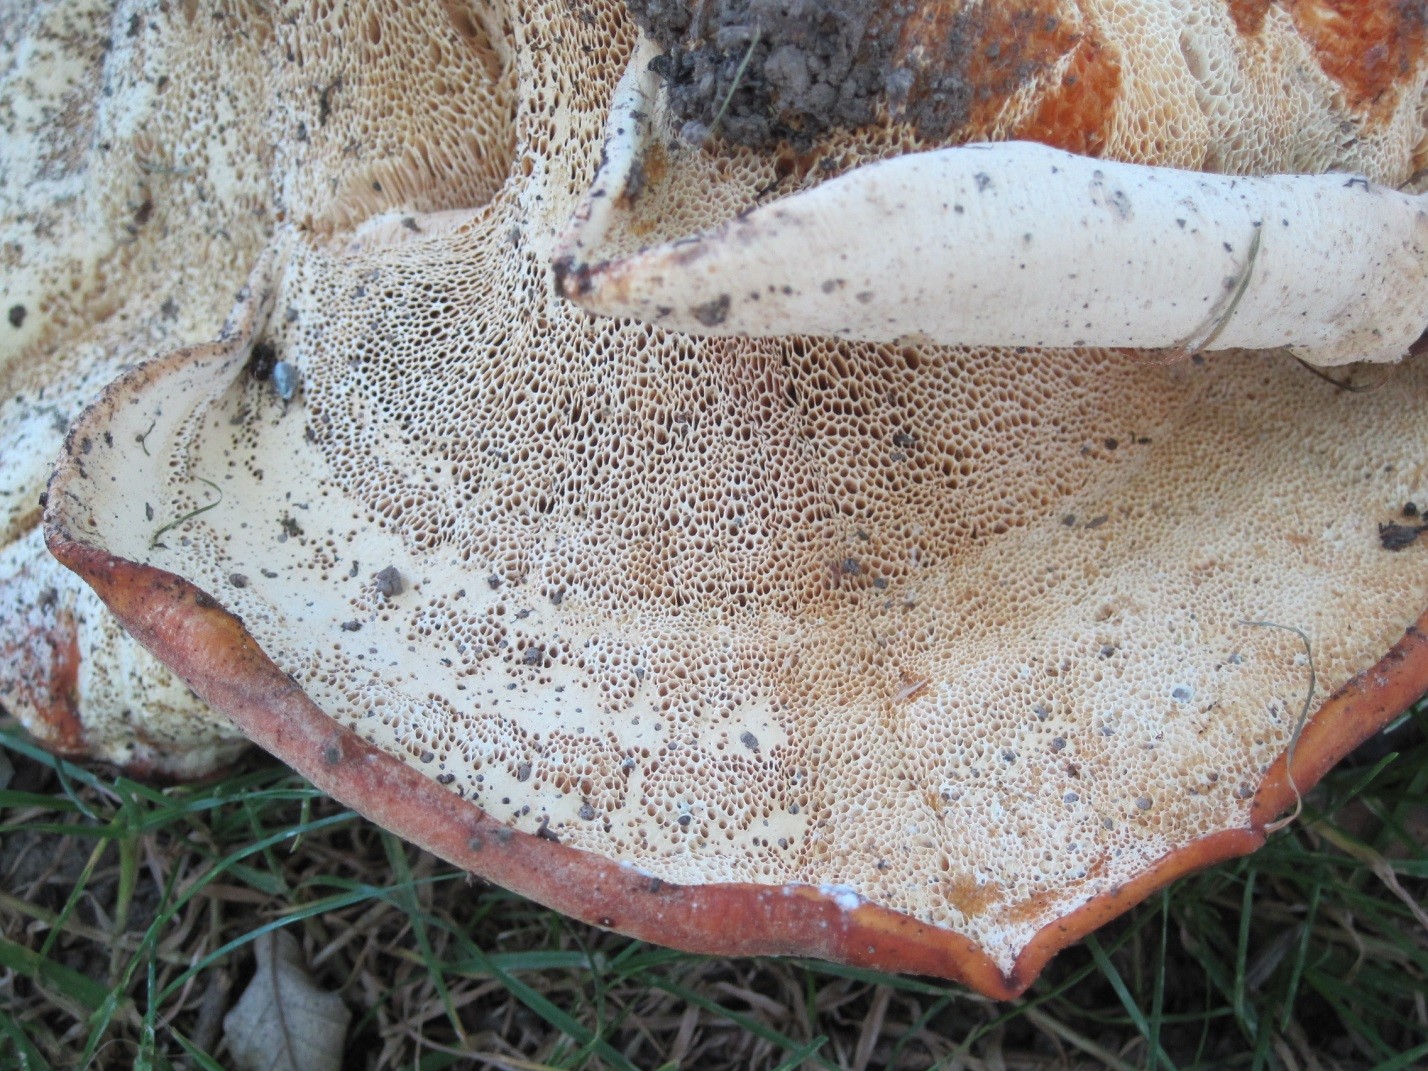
(223, 930), (349, 1071)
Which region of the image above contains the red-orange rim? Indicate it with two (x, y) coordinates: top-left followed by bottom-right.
(45, 528), (1428, 999)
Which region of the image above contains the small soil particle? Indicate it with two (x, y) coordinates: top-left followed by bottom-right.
(247, 339), (277, 380)
(1380, 522), (1427, 551)
(374, 565), (404, 597)
(691, 294), (731, 326)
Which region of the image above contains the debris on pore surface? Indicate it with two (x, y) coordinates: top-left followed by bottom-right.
(1381, 523), (1428, 551)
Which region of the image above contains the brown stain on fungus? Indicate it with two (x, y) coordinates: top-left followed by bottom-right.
(0, 606), (85, 756)
(1290, 0), (1428, 113)
(944, 875), (1003, 919)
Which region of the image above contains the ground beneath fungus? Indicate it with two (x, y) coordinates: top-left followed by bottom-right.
(3, 732), (1426, 1068)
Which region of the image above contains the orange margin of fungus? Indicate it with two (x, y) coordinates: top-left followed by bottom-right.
(44, 520), (1428, 999)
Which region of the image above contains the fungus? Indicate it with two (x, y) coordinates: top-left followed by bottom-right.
(10, 0), (1428, 997)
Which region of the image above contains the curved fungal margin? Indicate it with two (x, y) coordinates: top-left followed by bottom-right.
(44, 505), (1428, 998)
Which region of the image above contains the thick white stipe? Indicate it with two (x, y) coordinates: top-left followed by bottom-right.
(563, 138), (1428, 366)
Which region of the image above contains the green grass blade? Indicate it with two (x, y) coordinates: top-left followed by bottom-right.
(1084, 934), (1178, 1071)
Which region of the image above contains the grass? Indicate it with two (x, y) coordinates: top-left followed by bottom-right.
(1, 701), (1425, 1071)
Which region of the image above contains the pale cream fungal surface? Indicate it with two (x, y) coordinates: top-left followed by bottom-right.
(26, 0), (1428, 969)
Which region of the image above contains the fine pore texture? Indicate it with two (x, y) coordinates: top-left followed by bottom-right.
(0, 0), (517, 773)
(21, 0), (1428, 994)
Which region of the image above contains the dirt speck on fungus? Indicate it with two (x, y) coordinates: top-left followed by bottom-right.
(625, 0), (1083, 149)
(374, 565), (404, 598)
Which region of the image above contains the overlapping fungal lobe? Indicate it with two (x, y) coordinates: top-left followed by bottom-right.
(0, 0), (521, 774)
(37, 0), (1428, 994)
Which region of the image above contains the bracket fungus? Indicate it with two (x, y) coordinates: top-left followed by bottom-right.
(6, 0), (1428, 997)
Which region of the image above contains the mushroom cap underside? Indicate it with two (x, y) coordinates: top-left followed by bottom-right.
(15, 0), (1428, 995)
(44, 190), (1428, 1000)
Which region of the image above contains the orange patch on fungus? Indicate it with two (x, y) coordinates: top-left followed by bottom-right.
(1013, 35), (1123, 156)
(884, 0), (1084, 138)
(946, 875), (1006, 919)
(0, 604), (84, 757)
(1290, 0), (1428, 112)
(1226, 0), (1274, 36)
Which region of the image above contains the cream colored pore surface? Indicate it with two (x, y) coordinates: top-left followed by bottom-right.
(38, 0), (1428, 971)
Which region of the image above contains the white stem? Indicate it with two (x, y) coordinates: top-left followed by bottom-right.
(560, 140), (1428, 366)
(555, 37), (660, 265)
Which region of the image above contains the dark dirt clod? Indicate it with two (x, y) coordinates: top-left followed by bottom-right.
(374, 565), (404, 598)
(625, 0), (1079, 150)
(1379, 522), (1428, 551)
(247, 339), (277, 381)
(8, 304), (26, 328)
(628, 0), (893, 149)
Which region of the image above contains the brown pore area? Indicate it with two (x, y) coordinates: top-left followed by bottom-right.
(1222, 0), (1279, 35)
(1291, 0), (1428, 113)
(1226, 0), (1274, 36)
